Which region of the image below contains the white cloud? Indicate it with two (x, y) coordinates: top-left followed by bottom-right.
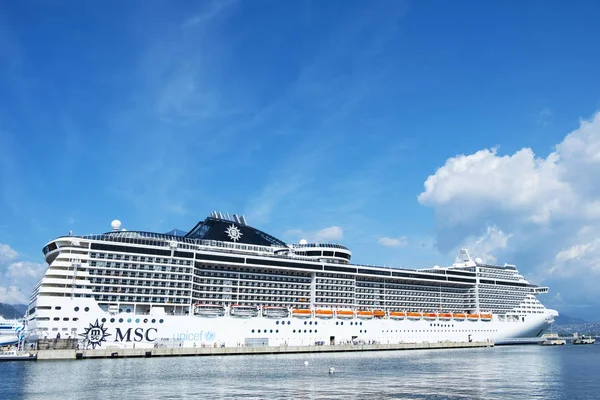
(378, 236), (408, 248)
(419, 111), (600, 228)
(0, 243), (18, 263)
(315, 226), (343, 242)
(0, 242), (46, 304)
(418, 111), (600, 316)
(456, 226), (512, 264)
(7, 261), (46, 279)
(285, 226), (344, 243)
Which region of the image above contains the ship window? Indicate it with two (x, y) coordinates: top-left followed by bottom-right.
(151, 319), (156, 323)
(53, 317), (60, 321)
(293, 330), (296, 333)
(159, 319), (164, 323)
(276, 330), (279, 333)
(74, 307), (79, 312)
(84, 307), (89, 312)
(102, 318), (106, 322)
(252, 330), (255, 333)
(110, 318), (115, 323)
(119, 318), (124, 323)
(55, 306), (62, 310)
(127, 318), (132, 323)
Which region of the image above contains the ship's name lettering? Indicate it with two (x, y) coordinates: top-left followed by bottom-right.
(114, 327), (157, 342)
(173, 330), (216, 342)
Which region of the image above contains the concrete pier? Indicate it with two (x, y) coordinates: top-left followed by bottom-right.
(27, 341), (493, 361)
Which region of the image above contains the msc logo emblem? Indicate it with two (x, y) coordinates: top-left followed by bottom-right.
(79, 320), (111, 349)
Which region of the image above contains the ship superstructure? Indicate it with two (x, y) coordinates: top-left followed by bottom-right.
(26, 212), (557, 349)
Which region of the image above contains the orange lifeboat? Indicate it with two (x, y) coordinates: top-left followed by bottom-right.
(292, 309), (312, 318)
(390, 311), (406, 320)
(336, 309), (355, 319)
(357, 310), (374, 319)
(438, 313), (452, 321)
(315, 309), (334, 319)
(467, 313), (480, 321)
(407, 312), (422, 320)
(452, 313), (466, 320)
(423, 312), (437, 320)
(373, 310), (386, 318)
(480, 313), (492, 321)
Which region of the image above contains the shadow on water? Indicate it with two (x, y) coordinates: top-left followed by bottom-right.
(2, 345), (599, 399)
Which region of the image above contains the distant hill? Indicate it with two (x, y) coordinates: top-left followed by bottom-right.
(0, 303), (25, 319)
(11, 304), (28, 315)
(555, 314), (588, 325)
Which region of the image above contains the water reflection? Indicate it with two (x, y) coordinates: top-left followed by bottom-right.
(3, 345), (599, 399)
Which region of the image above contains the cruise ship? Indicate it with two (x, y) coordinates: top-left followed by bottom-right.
(0, 317), (24, 347)
(26, 212), (557, 349)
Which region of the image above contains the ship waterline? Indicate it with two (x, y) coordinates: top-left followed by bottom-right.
(26, 212), (557, 349)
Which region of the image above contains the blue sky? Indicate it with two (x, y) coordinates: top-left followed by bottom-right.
(1, 1), (600, 319)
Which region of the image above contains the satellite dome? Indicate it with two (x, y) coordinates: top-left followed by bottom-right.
(111, 220), (122, 231)
(299, 239), (308, 245)
(475, 257), (483, 264)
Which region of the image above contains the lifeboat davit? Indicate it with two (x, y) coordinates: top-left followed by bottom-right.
(389, 311), (406, 320)
(407, 312), (422, 320)
(336, 310), (355, 319)
(438, 313), (452, 321)
(230, 305), (259, 318)
(315, 309), (334, 319)
(292, 309), (312, 318)
(480, 313), (492, 321)
(467, 313), (480, 321)
(193, 304), (226, 317)
(452, 313), (466, 321)
(373, 310), (386, 318)
(262, 306), (290, 318)
(357, 310), (374, 319)
(423, 312), (437, 321)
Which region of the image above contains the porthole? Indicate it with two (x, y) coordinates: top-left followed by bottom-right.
(293, 330), (296, 333)
(74, 307), (80, 312)
(55, 306), (62, 310)
(143, 319), (148, 323)
(110, 318), (115, 323)
(151, 319), (156, 323)
(118, 318), (124, 323)
(341, 322), (344, 325)
(258, 329), (261, 333)
(252, 329), (255, 333)
(350, 322), (353, 326)
(101, 318), (107, 323)
(304, 330), (307, 333)
(315, 330), (317, 333)
(270, 329), (273, 333)
(127, 318), (132, 323)
(84, 307), (89, 312)
(336, 321), (339, 325)
(159, 319), (164, 324)
(315, 321), (318, 325)
(135, 318), (140, 323)
(309, 321), (312, 325)
(360, 322), (363, 325)
(287, 321), (291, 325)
(276, 321), (279, 325)
(309, 330), (312, 333)
(276, 330), (279, 333)
(304, 321), (307, 325)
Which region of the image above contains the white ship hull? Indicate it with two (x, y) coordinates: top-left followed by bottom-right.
(28, 298), (553, 349)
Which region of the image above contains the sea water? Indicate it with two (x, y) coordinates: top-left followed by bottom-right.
(1, 344), (599, 399)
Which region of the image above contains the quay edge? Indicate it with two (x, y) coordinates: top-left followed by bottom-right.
(25, 341), (493, 361)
